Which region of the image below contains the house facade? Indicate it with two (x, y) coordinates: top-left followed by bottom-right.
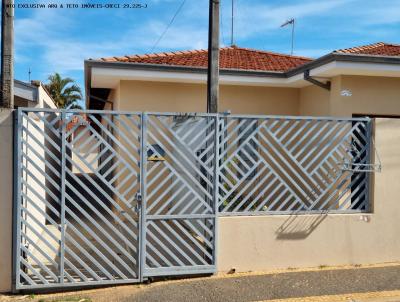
(3, 43), (400, 293)
(85, 42), (400, 118)
(79, 42), (400, 276)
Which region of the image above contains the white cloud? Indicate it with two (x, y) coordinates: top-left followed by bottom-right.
(13, 0), (400, 82)
(14, 0), (208, 76)
(232, 0), (350, 39)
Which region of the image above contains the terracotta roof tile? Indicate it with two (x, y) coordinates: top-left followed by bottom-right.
(99, 46), (313, 72)
(66, 115), (90, 132)
(94, 42), (400, 71)
(335, 42), (400, 56)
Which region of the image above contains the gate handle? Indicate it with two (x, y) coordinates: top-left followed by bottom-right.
(134, 193), (142, 212)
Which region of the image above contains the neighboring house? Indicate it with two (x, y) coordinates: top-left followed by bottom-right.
(85, 42), (400, 117)
(0, 80), (57, 292)
(14, 79), (57, 109)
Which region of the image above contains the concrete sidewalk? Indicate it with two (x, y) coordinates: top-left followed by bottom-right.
(2, 264), (400, 302)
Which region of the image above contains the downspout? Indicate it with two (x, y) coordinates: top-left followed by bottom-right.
(303, 70), (331, 90)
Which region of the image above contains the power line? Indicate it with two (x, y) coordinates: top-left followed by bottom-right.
(220, 0), (226, 45)
(150, 0), (186, 53)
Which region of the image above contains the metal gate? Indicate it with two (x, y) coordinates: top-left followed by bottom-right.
(13, 109), (218, 290)
(13, 108), (372, 291)
(14, 109), (144, 290)
(141, 113), (217, 277)
(217, 115), (373, 214)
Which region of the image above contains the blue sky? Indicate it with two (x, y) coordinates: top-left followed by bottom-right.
(14, 0), (400, 93)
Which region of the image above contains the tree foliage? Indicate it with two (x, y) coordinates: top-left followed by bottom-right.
(45, 73), (83, 109)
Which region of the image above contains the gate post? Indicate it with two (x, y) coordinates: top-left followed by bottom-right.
(212, 114), (219, 271)
(59, 110), (66, 284)
(138, 112), (148, 282)
(12, 108), (22, 292)
(365, 118), (373, 213)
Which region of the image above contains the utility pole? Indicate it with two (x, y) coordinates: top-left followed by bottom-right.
(1, 0), (14, 108)
(207, 0), (220, 113)
(231, 0), (234, 46)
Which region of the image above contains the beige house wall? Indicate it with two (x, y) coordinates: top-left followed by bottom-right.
(218, 118), (400, 272)
(299, 84), (330, 116)
(115, 76), (400, 118)
(37, 84), (57, 109)
(219, 85), (299, 115)
(299, 75), (400, 117)
(116, 81), (299, 115)
(330, 75), (400, 117)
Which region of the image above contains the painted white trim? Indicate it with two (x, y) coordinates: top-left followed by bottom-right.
(311, 61), (400, 78)
(308, 61), (337, 77)
(91, 60), (400, 89)
(91, 67), (309, 88)
(14, 80), (37, 102)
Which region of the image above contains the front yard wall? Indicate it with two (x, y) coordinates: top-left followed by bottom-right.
(218, 118), (400, 272)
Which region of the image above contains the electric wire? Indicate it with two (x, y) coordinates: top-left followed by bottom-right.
(150, 0), (187, 53)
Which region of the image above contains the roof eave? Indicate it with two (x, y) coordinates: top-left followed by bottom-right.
(287, 53), (400, 77)
(85, 59), (287, 78)
(87, 52), (400, 80)
(85, 53), (400, 100)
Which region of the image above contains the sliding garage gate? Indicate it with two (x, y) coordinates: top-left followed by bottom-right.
(13, 108), (372, 290)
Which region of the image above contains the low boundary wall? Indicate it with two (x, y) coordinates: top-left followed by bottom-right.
(1, 117), (399, 292)
(218, 118), (400, 272)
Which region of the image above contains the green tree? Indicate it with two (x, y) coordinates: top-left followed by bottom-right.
(45, 73), (83, 109)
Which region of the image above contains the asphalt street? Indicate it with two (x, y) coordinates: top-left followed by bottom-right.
(126, 265), (400, 302)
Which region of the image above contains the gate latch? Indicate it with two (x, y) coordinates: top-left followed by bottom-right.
(134, 193), (142, 213)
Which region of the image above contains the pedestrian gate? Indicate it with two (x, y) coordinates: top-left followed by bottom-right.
(13, 108), (372, 291)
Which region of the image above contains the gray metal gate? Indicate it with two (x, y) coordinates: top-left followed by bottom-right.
(217, 115), (373, 214)
(13, 108), (372, 291)
(13, 109), (218, 290)
(141, 113), (217, 277)
(14, 109), (143, 290)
